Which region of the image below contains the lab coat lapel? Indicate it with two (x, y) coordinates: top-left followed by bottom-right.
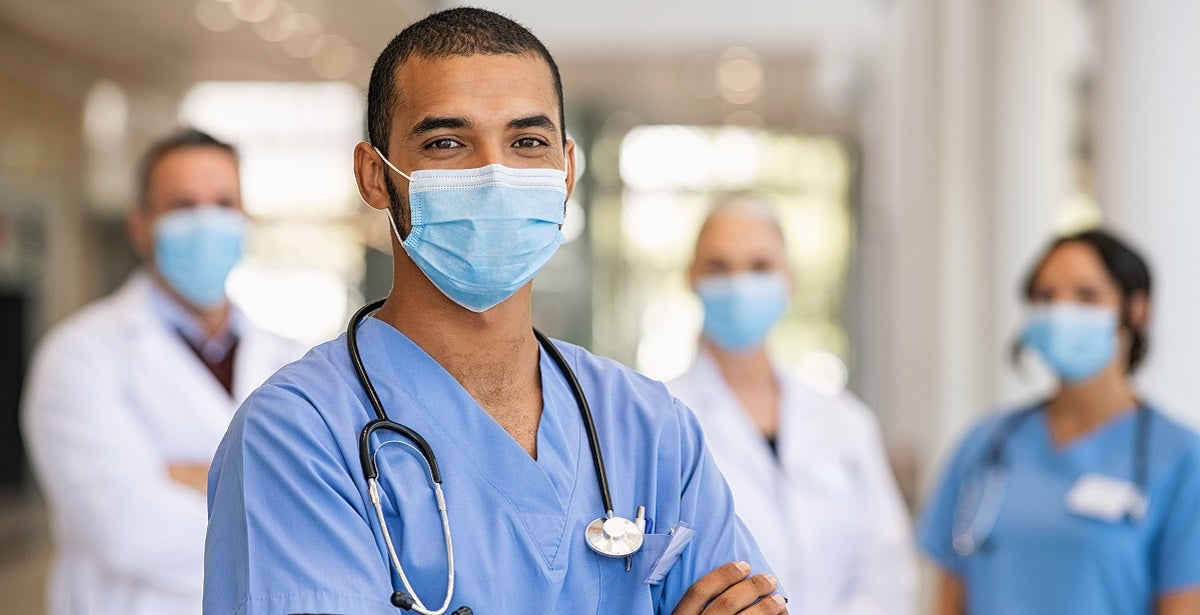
(691, 353), (780, 488)
(363, 319), (583, 569)
(116, 275), (240, 461)
(776, 379), (860, 494)
(231, 314), (295, 404)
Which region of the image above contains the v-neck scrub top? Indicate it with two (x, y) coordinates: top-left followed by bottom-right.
(918, 405), (1200, 614)
(204, 318), (773, 615)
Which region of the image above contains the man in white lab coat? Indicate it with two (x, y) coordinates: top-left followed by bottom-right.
(21, 129), (305, 615)
(667, 194), (916, 615)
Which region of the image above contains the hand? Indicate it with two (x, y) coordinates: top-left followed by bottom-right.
(167, 462), (210, 495)
(672, 561), (788, 615)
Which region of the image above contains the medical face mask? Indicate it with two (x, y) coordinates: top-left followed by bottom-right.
(375, 148), (567, 312)
(697, 272), (789, 353)
(153, 207), (247, 309)
(1021, 302), (1119, 382)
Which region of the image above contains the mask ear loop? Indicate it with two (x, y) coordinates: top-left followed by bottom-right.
(372, 146), (413, 243)
(374, 146), (414, 181)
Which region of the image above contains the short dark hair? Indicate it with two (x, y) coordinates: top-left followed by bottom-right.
(138, 128), (237, 208)
(367, 7), (566, 156)
(1021, 228), (1154, 373)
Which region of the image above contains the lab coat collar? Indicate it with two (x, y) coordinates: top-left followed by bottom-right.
(687, 349), (788, 474)
(114, 271), (261, 404)
(146, 277), (243, 363)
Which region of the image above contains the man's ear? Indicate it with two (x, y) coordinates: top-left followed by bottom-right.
(126, 207), (153, 260)
(354, 141), (392, 213)
(564, 139), (577, 202)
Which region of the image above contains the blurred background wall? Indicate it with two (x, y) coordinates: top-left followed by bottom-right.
(1, 0), (1197, 612)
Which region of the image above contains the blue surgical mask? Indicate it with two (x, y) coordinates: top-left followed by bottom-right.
(1022, 302), (1119, 382)
(153, 207), (247, 309)
(698, 272), (789, 353)
(375, 148), (567, 312)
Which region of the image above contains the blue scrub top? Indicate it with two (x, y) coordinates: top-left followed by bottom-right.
(918, 404), (1200, 614)
(204, 318), (773, 615)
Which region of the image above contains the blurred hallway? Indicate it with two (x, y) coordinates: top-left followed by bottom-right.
(3, 0), (1200, 612)
(0, 489), (49, 615)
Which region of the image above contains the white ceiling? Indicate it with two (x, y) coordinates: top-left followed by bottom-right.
(0, 0), (884, 130)
(472, 0), (884, 58)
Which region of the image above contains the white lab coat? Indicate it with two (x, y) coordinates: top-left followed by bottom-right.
(668, 352), (916, 615)
(21, 272), (306, 615)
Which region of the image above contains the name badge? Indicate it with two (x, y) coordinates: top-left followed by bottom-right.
(1065, 473), (1146, 522)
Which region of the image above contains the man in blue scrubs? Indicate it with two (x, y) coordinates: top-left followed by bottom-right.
(203, 8), (785, 615)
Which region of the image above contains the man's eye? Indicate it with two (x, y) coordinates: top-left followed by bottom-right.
(428, 138), (461, 149)
(514, 137), (547, 148)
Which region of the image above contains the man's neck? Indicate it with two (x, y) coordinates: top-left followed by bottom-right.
(150, 271), (231, 339)
(377, 280), (544, 457)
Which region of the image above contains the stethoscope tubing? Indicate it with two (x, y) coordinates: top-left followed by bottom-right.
(532, 328), (616, 516)
(983, 401), (1150, 492)
(348, 299), (615, 509)
(349, 300), (443, 484)
(345, 299), (635, 612)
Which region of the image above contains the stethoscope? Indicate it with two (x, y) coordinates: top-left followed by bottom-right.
(951, 400), (1150, 557)
(347, 299), (646, 614)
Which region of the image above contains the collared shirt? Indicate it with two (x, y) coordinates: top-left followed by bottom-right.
(147, 280), (241, 365)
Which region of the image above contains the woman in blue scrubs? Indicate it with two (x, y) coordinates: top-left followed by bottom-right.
(918, 229), (1200, 614)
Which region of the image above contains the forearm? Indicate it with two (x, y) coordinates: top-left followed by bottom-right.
(23, 355), (208, 591)
(1158, 588), (1200, 615)
(934, 572), (965, 615)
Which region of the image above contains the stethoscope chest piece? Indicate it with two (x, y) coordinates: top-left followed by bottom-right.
(585, 516), (644, 557)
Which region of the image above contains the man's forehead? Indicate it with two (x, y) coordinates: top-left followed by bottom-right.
(391, 53), (559, 117)
(151, 147), (236, 175)
(396, 51), (553, 77)
(146, 148), (239, 196)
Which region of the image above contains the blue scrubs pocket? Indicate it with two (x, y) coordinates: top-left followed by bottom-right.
(596, 534), (671, 612)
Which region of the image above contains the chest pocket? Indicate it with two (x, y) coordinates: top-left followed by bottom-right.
(595, 533), (671, 614)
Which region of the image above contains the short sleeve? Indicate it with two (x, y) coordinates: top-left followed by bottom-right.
(1154, 439), (1200, 594)
(655, 398), (778, 612)
(203, 383), (396, 615)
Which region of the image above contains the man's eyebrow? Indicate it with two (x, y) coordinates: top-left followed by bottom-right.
(411, 116), (470, 136)
(507, 114), (557, 132)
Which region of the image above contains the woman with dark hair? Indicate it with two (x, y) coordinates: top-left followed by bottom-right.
(917, 228), (1200, 614)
